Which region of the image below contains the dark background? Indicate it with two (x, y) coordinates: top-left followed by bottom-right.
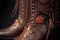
(48, 0), (60, 40)
(0, 0), (17, 29)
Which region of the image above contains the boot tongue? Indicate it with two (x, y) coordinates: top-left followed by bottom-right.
(0, 0), (16, 29)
